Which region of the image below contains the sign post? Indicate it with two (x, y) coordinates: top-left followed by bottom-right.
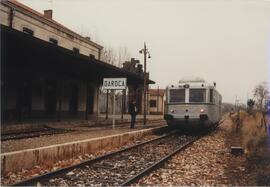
(103, 78), (127, 129)
(112, 90), (116, 128)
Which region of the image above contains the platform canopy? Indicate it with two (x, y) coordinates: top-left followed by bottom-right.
(1, 25), (155, 85)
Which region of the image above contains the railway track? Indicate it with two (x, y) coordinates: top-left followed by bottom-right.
(11, 128), (205, 187)
(1, 127), (74, 141)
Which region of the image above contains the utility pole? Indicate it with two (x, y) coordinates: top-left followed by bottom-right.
(143, 43), (147, 126)
(139, 42), (151, 125)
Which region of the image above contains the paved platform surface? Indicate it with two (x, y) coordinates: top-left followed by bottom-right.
(1, 115), (165, 153)
(98, 114), (163, 120)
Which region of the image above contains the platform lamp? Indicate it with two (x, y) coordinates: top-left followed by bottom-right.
(139, 42), (151, 125)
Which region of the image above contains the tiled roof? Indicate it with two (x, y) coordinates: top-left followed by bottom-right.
(149, 89), (165, 96)
(4, 0), (103, 49)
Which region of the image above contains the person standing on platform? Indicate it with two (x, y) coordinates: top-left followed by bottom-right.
(129, 100), (138, 129)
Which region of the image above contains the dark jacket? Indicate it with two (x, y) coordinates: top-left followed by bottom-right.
(129, 102), (138, 115)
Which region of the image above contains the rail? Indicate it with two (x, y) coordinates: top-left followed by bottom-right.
(11, 128), (174, 186)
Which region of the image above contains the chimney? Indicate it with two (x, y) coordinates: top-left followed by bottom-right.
(44, 10), (52, 19)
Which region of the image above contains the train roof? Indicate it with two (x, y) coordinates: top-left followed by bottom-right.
(167, 78), (217, 89)
(167, 83), (214, 89)
(178, 77), (205, 83)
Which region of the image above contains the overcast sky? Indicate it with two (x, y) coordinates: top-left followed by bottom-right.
(19, 0), (270, 103)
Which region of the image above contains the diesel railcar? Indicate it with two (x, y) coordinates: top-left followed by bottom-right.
(164, 78), (222, 128)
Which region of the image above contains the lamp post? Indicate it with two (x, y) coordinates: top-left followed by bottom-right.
(139, 42), (151, 125)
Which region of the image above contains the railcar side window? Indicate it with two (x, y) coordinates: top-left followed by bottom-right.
(169, 89), (185, 103)
(189, 89), (206, 102)
(213, 90), (217, 103)
(210, 89), (213, 103)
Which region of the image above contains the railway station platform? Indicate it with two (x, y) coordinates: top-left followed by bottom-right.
(1, 115), (166, 174)
(2, 114), (163, 134)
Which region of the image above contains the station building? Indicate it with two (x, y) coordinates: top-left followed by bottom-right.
(1, 0), (153, 124)
(148, 88), (165, 115)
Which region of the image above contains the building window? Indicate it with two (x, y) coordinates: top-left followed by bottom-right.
(150, 100), (157, 108)
(23, 27), (34, 35)
(89, 54), (95, 59)
(73, 47), (80, 54)
(49, 38), (58, 45)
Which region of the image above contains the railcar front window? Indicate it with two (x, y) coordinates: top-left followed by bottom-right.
(189, 89), (206, 102)
(169, 89), (185, 103)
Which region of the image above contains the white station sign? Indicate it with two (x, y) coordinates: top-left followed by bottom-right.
(103, 78), (127, 90)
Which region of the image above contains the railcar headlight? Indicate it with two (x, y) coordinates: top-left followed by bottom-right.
(170, 109), (175, 113)
(200, 109), (204, 113)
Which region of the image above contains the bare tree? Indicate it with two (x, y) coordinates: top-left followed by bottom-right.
(100, 47), (117, 65)
(253, 82), (269, 111)
(117, 46), (131, 67)
(101, 46), (131, 67)
(247, 99), (255, 114)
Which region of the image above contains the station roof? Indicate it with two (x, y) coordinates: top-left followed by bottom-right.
(1, 25), (155, 85)
(149, 89), (165, 96)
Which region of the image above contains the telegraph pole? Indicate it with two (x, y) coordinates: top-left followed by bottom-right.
(140, 42), (151, 125)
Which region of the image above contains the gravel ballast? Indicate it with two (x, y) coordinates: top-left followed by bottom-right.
(136, 118), (252, 186)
